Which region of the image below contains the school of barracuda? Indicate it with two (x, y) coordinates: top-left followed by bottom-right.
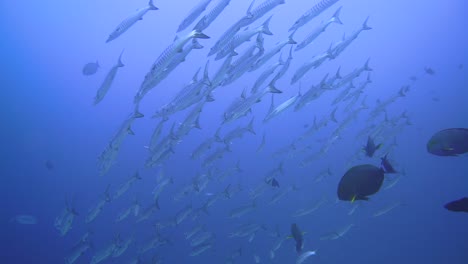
(54, 0), (437, 263)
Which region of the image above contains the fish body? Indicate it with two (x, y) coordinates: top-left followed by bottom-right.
(113, 171), (141, 200)
(289, 0), (339, 32)
(294, 75), (329, 111)
(329, 17), (372, 59)
(271, 45), (293, 83)
(107, 0), (158, 43)
(251, 58), (284, 94)
(337, 164), (385, 201)
(427, 128), (468, 156)
(190, 231), (214, 247)
(223, 118), (256, 145)
(194, 0), (231, 31)
(10, 215), (37, 225)
(256, 133), (266, 153)
(113, 236), (134, 258)
(190, 242), (213, 256)
(296, 250), (316, 264)
(90, 242), (116, 264)
(290, 223), (303, 253)
(178, 0), (213, 32)
(65, 241), (91, 264)
(94, 51), (124, 105)
(136, 30), (209, 102)
(82, 61), (100, 75)
(247, 0), (285, 24)
(291, 52), (330, 84)
(373, 202), (401, 217)
(215, 17), (273, 60)
(223, 84), (282, 123)
(295, 6), (342, 51)
(229, 202), (256, 218)
(264, 92), (300, 122)
(191, 129), (222, 159)
(223, 42), (265, 86)
(250, 32), (295, 72)
(445, 197), (468, 213)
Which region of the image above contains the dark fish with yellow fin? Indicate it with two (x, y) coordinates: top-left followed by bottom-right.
(427, 128), (468, 156)
(337, 164), (389, 201)
(444, 197), (468, 213)
(290, 223), (303, 253)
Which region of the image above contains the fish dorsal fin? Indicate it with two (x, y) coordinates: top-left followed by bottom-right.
(246, 0), (256, 17)
(241, 88), (247, 99)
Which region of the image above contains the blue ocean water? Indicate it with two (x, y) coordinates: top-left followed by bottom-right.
(1, 0), (467, 263)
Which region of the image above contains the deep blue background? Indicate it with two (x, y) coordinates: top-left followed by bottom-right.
(1, 0), (467, 263)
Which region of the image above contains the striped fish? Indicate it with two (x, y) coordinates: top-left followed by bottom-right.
(289, 0), (339, 32)
(106, 0), (158, 43)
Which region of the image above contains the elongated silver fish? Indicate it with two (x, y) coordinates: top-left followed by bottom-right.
(245, 0), (285, 26)
(289, 0), (339, 32)
(136, 30), (209, 103)
(223, 83), (281, 123)
(250, 31), (295, 72)
(94, 50), (124, 105)
(270, 46), (293, 83)
(264, 92), (300, 122)
(295, 6), (342, 51)
(329, 17), (372, 59)
(251, 56), (284, 94)
(178, 0), (213, 32)
(106, 0), (158, 43)
(291, 51), (330, 85)
(215, 16), (273, 60)
(194, 0), (231, 31)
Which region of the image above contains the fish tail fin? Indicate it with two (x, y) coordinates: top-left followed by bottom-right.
(206, 93), (215, 102)
(117, 49), (125, 67)
(133, 110), (144, 119)
(135, 171), (142, 180)
(192, 39), (204, 49)
(288, 30), (297, 44)
(332, 6), (343, 25)
(201, 204), (210, 215)
(364, 58), (372, 71)
(214, 127), (222, 142)
(223, 184), (232, 199)
(148, 0), (159, 10)
(154, 198), (160, 210)
(192, 30), (210, 39)
(366, 73), (372, 83)
(278, 52), (285, 65)
(278, 161), (284, 175)
(268, 82), (282, 94)
(362, 16), (372, 30)
(246, 0), (256, 18)
(194, 117), (202, 130)
(203, 60), (212, 86)
(261, 16), (274, 36)
(235, 160), (243, 173)
(330, 107), (338, 123)
(247, 118), (256, 135)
